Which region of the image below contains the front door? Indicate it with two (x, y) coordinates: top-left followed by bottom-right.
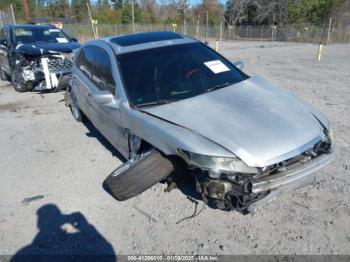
(89, 46), (129, 157)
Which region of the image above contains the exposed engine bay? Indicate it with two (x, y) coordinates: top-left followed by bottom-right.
(12, 51), (73, 92)
(0, 24), (80, 92)
(185, 138), (334, 213)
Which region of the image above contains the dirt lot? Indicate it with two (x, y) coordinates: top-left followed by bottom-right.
(0, 41), (350, 257)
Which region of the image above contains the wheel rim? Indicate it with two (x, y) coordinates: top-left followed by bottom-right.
(70, 92), (79, 119)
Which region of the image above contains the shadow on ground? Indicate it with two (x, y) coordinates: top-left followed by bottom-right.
(11, 204), (117, 262)
(82, 119), (130, 202)
(83, 119), (127, 162)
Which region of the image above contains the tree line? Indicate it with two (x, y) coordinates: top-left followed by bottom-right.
(0, 0), (347, 27)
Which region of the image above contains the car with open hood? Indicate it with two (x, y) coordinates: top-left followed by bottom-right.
(65, 32), (334, 213)
(0, 24), (80, 92)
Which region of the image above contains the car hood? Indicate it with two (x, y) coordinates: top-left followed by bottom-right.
(142, 76), (327, 167)
(15, 42), (80, 56)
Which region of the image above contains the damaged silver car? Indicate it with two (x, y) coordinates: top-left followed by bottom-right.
(0, 24), (80, 92)
(66, 32), (334, 213)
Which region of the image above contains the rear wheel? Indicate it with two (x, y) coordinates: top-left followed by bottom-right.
(69, 89), (85, 122)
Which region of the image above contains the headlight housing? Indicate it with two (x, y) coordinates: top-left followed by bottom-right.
(177, 149), (259, 174)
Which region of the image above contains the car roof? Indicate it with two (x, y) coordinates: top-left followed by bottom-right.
(99, 31), (198, 54)
(4, 24), (56, 30)
(109, 31), (183, 46)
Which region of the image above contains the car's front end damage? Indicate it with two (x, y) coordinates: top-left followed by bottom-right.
(13, 53), (73, 91)
(176, 131), (334, 213)
(11, 42), (79, 92)
(105, 123), (334, 214)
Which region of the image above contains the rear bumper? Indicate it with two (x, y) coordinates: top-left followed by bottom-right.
(247, 152), (335, 213)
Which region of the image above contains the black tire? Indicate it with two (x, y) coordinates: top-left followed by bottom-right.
(69, 89), (85, 122)
(105, 150), (174, 201)
(0, 67), (10, 81)
(11, 69), (27, 92)
(55, 74), (71, 92)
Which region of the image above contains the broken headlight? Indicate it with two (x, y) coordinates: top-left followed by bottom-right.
(177, 149), (259, 174)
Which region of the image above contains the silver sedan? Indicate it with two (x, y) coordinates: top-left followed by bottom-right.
(66, 32), (334, 213)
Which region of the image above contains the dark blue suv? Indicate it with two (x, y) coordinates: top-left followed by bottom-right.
(0, 24), (80, 92)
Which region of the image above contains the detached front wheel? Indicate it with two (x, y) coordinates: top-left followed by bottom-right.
(11, 69), (27, 92)
(104, 149), (175, 201)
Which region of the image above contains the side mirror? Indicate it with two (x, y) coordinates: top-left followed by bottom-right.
(70, 37), (78, 43)
(91, 91), (114, 105)
(232, 60), (244, 70)
(0, 38), (8, 47)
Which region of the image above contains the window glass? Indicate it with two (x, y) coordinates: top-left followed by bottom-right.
(117, 43), (248, 107)
(76, 46), (95, 79)
(12, 27), (70, 44)
(92, 48), (115, 94)
(4, 29), (10, 41)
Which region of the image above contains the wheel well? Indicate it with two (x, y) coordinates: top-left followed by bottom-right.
(135, 139), (184, 167)
(129, 136), (167, 159)
(64, 85), (72, 107)
(138, 140), (153, 154)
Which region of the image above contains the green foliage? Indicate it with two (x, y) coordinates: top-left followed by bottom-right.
(0, 0), (24, 20)
(140, 2), (157, 24)
(0, 0), (344, 26)
(194, 0), (224, 26)
(44, 0), (69, 18)
(287, 0), (336, 25)
(121, 3), (141, 24)
(71, 0), (90, 22)
(111, 0), (124, 9)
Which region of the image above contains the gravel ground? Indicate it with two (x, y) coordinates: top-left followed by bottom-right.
(0, 41), (350, 257)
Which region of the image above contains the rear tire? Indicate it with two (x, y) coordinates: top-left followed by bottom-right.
(105, 150), (174, 201)
(69, 89), (85, 122)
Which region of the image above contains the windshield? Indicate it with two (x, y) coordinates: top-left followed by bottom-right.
(12, 27), (70, 45)
(117, 43), (248, 107)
